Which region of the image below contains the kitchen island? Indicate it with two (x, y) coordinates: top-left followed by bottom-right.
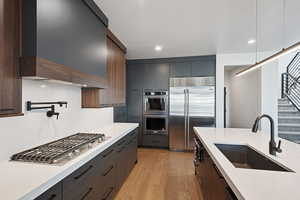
(194, 127), (300, 200)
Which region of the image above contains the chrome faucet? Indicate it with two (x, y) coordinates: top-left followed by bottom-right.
(252, 114), (282, 156)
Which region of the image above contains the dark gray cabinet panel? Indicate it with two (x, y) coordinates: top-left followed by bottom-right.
(144, 63), (170, 90)
(127, 89), (143, 146)
(23, 0), (108, 78)
(127, 64), (146, 89)
(34, 183), (62, 200)
(142, 135), (169, 148)
(114, 106), (127, 122)
(169, 56), (216, 77)
(191, 59), (216, 77)
(170, 62), (192, 77)
(127, 89), (143, 121)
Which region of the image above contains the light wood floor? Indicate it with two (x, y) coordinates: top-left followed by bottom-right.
(115, 148), (203, 200)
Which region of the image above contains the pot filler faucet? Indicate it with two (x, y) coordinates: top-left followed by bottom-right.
(252, 114), (282, 156)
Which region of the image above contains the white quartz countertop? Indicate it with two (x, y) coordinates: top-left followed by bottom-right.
(194, 127), (300, 200)
(0, 123), (138, 200)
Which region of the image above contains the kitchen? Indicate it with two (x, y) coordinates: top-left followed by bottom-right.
(1, 0), (300, 200)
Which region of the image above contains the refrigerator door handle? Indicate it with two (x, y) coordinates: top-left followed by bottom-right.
(187, 89), (190, 149)
(184, 89), (187, 149)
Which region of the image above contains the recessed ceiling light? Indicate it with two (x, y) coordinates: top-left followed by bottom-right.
(155, 45), (163, 51)
(248, 39), (256, 44)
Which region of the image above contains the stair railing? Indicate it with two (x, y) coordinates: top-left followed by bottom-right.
(281, 52), (300, 112)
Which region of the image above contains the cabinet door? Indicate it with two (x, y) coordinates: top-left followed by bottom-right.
(63, 158), (99, 200)
(114, 45), (126, 104)
(127, 89), (143, 146)
(35, 183), (62, 200)
(115, 137), (128, 191)
(127, 64), (146, 90)
(144, 63), (170, 90)
(113, 106), (127, 122)
(204, 152), (228, 200)
(0, 0), (22, 116)
(170, 62), (191, 77)
(101, 37), (126, 105)
(142, 135), (169, 148)
(111, 38), (126, 104)
(191, 59), (216, 77)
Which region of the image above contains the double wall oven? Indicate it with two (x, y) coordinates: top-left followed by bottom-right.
(143, 90), (168, 135)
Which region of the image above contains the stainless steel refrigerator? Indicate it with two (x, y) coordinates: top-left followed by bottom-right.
(169, 77), (215, 151)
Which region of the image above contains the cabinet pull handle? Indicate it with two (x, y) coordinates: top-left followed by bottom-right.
(117, 146), (125, 153)
(48, 194), (56, 200)
(130, 132), (136, 137)
(212, 164), (224, 179)
(101, 187), (114, 200)
(117, 140), (126, 146)
(81, 187), (93, 200)
(74, 165), (93, 180)
(102, 165), (114, 176)
(102, 149), (114, 158)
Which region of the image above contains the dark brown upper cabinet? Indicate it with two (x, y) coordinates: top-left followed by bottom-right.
(20, 0), (109, 88)
(82, 30), (127, 108)
(100, 30), (127, 106)
(0, 0), (22, 117)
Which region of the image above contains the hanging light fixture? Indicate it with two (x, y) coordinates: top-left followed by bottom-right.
(236, 0), (300, 77)
(236, 42), (300, 77)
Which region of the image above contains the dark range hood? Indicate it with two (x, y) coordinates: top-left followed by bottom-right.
(21, 0), (109, 88)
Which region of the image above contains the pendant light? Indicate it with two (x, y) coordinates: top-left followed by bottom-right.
(236, 0), (300, 77)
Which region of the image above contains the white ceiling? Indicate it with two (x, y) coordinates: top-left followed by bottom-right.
(96, 0), (300, 59)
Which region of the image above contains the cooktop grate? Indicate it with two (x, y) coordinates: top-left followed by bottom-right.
(11, 133), (106, 164)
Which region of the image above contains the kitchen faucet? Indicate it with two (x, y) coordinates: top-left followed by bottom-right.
(252, 114), (282, 156)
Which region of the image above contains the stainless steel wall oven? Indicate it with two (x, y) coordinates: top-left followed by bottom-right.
(144, 90), (168, 115)
(143, 115), (168, 135)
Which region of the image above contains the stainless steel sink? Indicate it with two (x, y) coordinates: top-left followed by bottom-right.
(215, 144), (294, 172)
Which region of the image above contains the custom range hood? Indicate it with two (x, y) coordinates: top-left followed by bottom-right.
(20, 0), (109, 88)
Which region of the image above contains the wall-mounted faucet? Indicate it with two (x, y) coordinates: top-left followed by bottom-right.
(46, 105), (60, 119)
(252, 114), (282, 156)
(27, 101), (68, 120)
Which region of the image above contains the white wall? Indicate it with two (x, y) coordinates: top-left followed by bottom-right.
(216, 53), (256, 128)
(0, 80), (113, 162)
(260, 60), (279, 136)
(216, 52), (279, 135)
(225, 67), (261, 129)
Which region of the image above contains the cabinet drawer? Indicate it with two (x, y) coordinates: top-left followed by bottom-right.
(115, 137), (127, 152)
(98, 145), (116, 173)
(101, 186), (116, 200)
(127, 129), (138, 140)
(142, 135), (169, 148)
(35, 182), (62, 200)
(63, 160), (97, 200)
(99, 163), (117, 199)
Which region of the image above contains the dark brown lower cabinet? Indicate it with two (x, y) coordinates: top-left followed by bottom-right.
(35, 129), (138, 200)
(195, 143), (237, 200)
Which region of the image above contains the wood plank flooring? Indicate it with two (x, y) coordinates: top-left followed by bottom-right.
(115, 148), (203, 200)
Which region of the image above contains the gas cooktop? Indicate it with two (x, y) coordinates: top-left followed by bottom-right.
(11, 133), (108, 165)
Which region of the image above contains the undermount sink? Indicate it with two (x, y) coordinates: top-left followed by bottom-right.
(215, 144), (294, 172)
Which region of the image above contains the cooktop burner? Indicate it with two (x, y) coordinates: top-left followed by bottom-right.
(11, 133), (108, 165)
